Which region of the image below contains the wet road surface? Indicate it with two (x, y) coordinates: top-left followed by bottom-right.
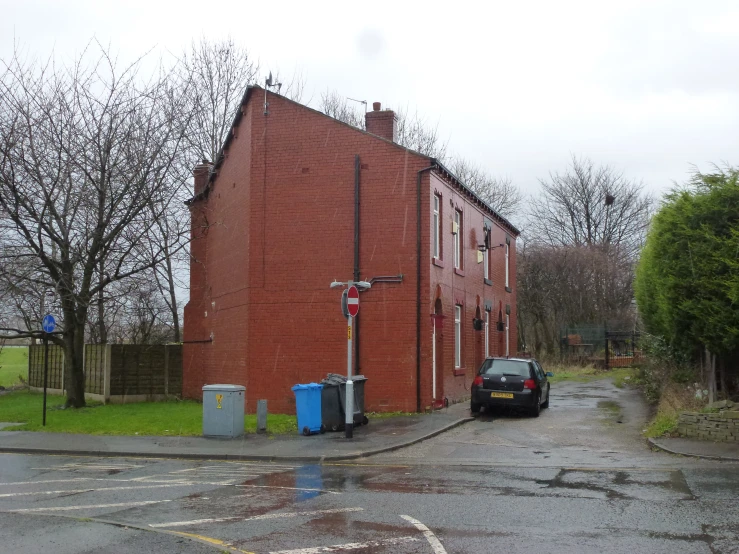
(1, 379), (738, 553)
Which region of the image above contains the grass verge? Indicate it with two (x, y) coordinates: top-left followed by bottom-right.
(644, 411), (678, 438)
(0, 390), (296, 436)
(546, 364), (637, 387)
(0, 347), (28, 388)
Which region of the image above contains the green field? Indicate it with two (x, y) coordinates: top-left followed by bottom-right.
(0, 347), (28, 388)
(0, 389), (297, 435)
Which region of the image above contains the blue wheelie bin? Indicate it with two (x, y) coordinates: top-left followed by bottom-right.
(291, 383), (325, 436)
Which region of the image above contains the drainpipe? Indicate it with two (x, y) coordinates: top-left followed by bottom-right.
(354, 154), (361, 375)
(416, 161), (437, 413)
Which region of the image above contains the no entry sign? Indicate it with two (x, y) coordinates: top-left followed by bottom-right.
(346, 285), (359, 317)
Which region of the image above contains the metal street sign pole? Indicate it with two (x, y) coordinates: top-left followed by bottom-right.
(345, 315), (354, 439)
(41, 314), (56, 427)
(330, 280), (368, 440)
(42, 332), (49, 426)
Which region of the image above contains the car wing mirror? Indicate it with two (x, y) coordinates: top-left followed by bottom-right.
(546, 372), (554, 377)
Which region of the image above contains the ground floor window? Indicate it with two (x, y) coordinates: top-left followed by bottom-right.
(455, 305), (462, 368)
(484, 311), (489, 357)
(505, 313), (510, 357)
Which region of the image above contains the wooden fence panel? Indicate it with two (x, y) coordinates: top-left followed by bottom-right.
(28, 344), (64, 390)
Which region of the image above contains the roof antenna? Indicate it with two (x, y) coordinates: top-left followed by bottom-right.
(264, 72), (283, 116)
(347, 97), (367, 111)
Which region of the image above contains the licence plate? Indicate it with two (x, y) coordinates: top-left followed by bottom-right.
(491, 392), (514, 399)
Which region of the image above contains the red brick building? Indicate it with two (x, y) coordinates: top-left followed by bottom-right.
(183, 87), (519, 413)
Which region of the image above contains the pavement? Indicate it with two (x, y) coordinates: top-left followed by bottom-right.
(649, 436), (739, 461)
(0, 402), (473, 462)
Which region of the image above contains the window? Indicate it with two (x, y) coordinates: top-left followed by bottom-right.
(454, 210), (462, 269)
(484, 311), (489, 357)
(483, 229), (489, 281)
(504, 242), (510, 289)
(433, 194), (440, 259)
(454, 305), (462, 368)
(505, 313), (510, 357)
(479, 358), (530, 377)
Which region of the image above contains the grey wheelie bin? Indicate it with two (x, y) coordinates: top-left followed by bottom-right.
(320, 373), (368, 431)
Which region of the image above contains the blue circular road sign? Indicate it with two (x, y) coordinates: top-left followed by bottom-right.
(42, 314), (56, 333)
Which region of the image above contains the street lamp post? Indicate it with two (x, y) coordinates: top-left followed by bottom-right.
(330, 279), (371, 438)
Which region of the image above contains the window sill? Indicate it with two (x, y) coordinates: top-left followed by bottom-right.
(453, 368), (466, 376)
(505, 286), (512, 293)
(484, 278), (492, 286)
(454, 268), (465, 277)
(432, 257), (445, 268)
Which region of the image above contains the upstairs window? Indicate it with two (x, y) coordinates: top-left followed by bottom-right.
(483, 228), (490, 281)
(433, 194), (440, 259)
(505, 242), (510, 289)
(454, 210), (462, 269)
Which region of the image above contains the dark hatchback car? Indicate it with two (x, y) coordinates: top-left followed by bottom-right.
(471, 357), (553, 417)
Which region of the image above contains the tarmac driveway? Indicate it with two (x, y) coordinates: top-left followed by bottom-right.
(373, 377), (677, 468)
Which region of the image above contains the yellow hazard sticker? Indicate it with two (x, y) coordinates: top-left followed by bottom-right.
(347, 326), (352, 340)
(216, 394), (223, 409)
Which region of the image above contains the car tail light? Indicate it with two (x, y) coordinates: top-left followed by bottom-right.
(524, 379), (536, 389)
(472, 375), (483, 387)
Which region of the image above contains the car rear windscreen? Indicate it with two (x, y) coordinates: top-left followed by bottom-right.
(479, 359), (531, 377)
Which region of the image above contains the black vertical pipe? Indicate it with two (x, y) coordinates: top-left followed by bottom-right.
(354, 155), (360, 375)
(42, 334), (49, 426)
(416, 162), (436, 413)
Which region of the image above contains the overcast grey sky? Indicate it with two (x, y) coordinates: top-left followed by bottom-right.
(3, 0), (738, 199)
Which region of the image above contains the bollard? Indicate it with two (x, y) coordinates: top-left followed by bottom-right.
(257, 399), (268, 433)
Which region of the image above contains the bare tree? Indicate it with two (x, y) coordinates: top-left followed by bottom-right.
(319, 89), (366, 129)
(528, 155), (653, 257)
(394, 106), (448, 159)
(0, 42), (192, 407)
(179, 37), (260, 164)
(448, 157), (522, 218)
(517, 242), (635, 356)
(318, 90), (448, 159)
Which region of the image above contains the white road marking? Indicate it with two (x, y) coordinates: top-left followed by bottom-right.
(3, 500), (171, 513)
(0, 482), (232, 498)
(31, 463), (143, 471)
(171, 465), (297, 473)
(0, 477), (237, 487)
(268, 536), (420, 553)
(401, 514), (448, 554)
(150, 507), (364, 528)
(235, 484), (340, 494)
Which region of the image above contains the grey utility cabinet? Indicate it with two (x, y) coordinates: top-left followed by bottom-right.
(203, 384), (245, 438)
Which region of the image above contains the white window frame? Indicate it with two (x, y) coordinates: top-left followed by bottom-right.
(433, 195), (440, 259)
(484, 311), (489, 357)
(505, 313), (510, 357)
(505, 242), (510, 288)
(454, 305), (462, 368)
(454, 210), (461, 269)
(483, 229), (489, 280)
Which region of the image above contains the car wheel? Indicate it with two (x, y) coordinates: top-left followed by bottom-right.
(470, 401), (481, 414)
(530, 393), (541, 418)
(541, 390), (550, 409)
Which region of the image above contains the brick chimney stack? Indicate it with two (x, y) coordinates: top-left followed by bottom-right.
(193, 160), (213, 196)
(365, 102), (397, 142)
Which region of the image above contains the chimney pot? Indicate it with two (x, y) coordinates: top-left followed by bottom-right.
(373, 102), (381, 111)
